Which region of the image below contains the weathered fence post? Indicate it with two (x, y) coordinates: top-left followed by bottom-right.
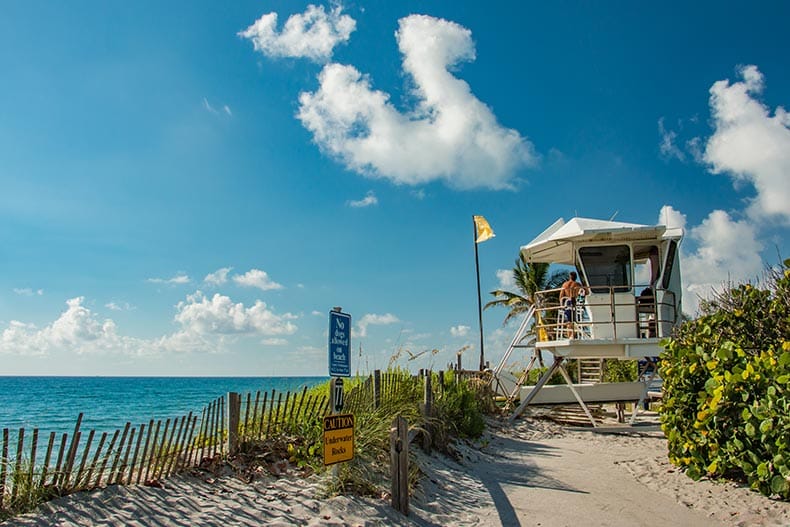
(389, 416), (409, 515)
(227, 392), (241, 456)
(373, 370), (381, 409)
(456, 353), (462, 373)
(438, 370), (445, 395)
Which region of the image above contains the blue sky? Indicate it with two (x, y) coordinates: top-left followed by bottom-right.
(2, 1), (789, 376)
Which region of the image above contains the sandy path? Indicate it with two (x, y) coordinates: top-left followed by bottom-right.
(3, 415), (789, 527)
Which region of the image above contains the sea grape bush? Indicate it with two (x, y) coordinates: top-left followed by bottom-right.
(660, 259), (790, 499)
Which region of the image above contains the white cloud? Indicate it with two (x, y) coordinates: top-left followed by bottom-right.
(105, 301), (134, 312)
(13, 288), (43, 296)
(658, 206), (763, 314)
(356, 313), (399, 338)
(297, 15), (536, 190)
(233, 269), (284, 291)
(704, 65), (790, 222)
(347, 190), (378, 208)
(147, 274), (191, 285)
(495, 269), (515, 290)
(204, 267), (233, 286)
(0, 297), (149, 357)
(450, 325), (470, 337)
(174, 291), (297, 336)
(1, 292), (298, 358)
(658, 117), (685, 161)
(239, 4), (355, 62)
(311, 310), (323, 316)
(223, 105), (232, 116)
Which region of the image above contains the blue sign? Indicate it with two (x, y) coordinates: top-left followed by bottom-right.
(328, 310), (351, 377)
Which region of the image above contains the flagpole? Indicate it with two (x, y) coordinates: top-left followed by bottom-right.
(473, 217), (485, 371)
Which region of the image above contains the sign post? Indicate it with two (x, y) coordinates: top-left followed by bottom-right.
(325, 308), (354, 469)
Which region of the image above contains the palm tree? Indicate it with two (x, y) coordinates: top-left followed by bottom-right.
(486, 253), (567, 369)
(485, 253), (565, 325)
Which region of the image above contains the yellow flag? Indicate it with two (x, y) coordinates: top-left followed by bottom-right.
(473, 215), (495, 243)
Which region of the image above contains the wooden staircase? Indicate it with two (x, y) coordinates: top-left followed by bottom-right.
(577, 359), (604, 384)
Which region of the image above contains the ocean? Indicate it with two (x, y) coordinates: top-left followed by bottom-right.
(0, 376), (328, 441)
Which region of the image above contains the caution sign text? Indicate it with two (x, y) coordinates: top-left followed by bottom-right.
(323, 413), (354, 466)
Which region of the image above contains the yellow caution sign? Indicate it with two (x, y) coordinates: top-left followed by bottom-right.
(323, 413), (355, 466)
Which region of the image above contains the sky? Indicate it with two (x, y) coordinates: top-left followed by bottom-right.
(1, 1), (789, 376)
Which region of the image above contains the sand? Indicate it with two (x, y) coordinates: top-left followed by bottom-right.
(4, 413), (789, 527)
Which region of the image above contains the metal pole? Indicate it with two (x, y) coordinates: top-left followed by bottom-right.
(474, 217), (485, 371)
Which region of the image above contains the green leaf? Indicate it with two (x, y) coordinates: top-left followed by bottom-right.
(745, 422), (756, 437)
(757, 462), (770, 478)
(771, 475), (789, 495)
(760, 419), (774, 434)
(780, 352), (790, 367)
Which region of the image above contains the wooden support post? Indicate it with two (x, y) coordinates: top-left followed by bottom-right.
(227, 392), (241, 456)
(456, 353), (462, 374)
(438, 371), (445, 395)
(389, 416), (409, 516)
(373, 370), (381, 409)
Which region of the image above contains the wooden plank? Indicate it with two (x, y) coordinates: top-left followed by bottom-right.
(169, 412), (189, 475)
(390, 416), (409, 515)
(374, 370), (382, 409)
(243, 392), (252, 440)
(143, 421), (161, 483)
(195, 407), (207, 465)
(227, 394), (240, 456)
(294, 387), (308, 427)
(181, 415), (198, 471)
(95, 430), (119, 487)
(119, 427), (136, 485)
(74, 429), (95, 488)
(136, 421), (153, 485)
(11, 428), (24, 502)
(210, 399), (219, 457)
(83, 432), (106, 490)
(152, 419), (171, 480)
(52, 433), (68, 489)
(61, 413), (83, 487)
(160, 417), (179, 479)
(165, 415), (186, 477)
(38, 431), (56, 488)
(27, 428), (39, 501)
(265, 390), (276, 438)
(109, 423), (131, 484)
(258, 392), (269, 439)
(251, 391), (261, 440)
(218, 397), (225, 456)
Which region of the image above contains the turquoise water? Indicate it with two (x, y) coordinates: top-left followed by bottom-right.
(0, 376), (328, 441)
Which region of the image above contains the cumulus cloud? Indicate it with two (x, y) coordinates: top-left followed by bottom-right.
(239, 4), (355, 62)
(1, 292), (298, 357)
(147, 274), (191, 285)
(704, 65), (790, 222)
(0, 297), (148, 356)
(356, 313), (399, 338)
(174, 291), (296, 336)
(450, 325), (470, 337)
(297, 15), (536, 189)
(204, 267), (233, 286)
(13, 288), (43, 296)
(233, 269), (284, 291)
(347, 190), (378, 208)
(658, 205), (764, 314)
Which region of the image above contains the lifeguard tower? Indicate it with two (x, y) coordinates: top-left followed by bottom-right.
(492, 217), (683, 426)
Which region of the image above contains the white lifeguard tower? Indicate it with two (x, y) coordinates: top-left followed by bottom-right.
(493, 217), (683, 426)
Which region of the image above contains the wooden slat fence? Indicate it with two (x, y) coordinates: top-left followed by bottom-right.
(0, 386), (328, 515)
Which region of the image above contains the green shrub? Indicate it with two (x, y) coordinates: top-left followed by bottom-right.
(434, 377), (486, 440)
(660, 260), (790, 499)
